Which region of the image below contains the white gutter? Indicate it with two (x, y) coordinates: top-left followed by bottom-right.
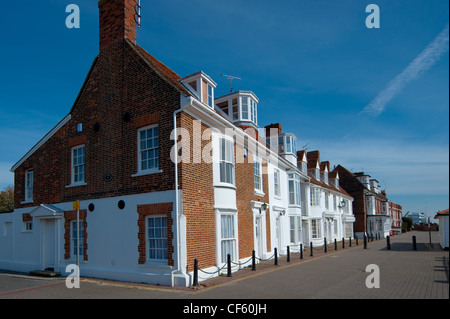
(172, 96), (194, 283)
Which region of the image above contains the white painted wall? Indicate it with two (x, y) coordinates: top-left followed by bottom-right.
(0, 190), (189, 287)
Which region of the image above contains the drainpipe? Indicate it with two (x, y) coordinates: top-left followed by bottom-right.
(172, 96), (193, 284)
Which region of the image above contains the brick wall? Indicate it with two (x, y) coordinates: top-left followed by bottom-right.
(235, 146), (270, 258)
(178, 112), (216, 269)
(334, 165), (367, 234)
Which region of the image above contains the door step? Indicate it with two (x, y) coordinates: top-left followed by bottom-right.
(29, 269), (61, 278)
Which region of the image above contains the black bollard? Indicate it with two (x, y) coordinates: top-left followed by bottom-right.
(252, 250), (256, 271)
(356, 235), (358, 246)
(342, 238), (345, 249)
(324, 238), (327, 253)
(334, 238), (337, 250)
(193, 259), (199, 287)
(386, 235), (391, 250)
(287, 246), (290, 262)
(300, 243), (303, 259)
(412, 235), (417, 251)
(310, 242), (313, 256)
(349, 237), (352, 247)
(274, 247), (278, 265)
(364, 235), (367, 249)
(227, 254), (232, 277)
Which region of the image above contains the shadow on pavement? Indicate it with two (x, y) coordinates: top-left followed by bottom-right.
(434, 256), (449, 284)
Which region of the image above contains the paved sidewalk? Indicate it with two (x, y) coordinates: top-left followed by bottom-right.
(0, 231), (448, 299)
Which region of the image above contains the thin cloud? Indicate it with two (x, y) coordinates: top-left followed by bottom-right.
(362, 24), (449, 116)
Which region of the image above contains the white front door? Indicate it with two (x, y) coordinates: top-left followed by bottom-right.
(255, 217), (264, 258)
(41, 219), (57, 271)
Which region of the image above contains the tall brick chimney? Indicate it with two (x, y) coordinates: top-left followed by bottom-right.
(98, 0), (138, 51)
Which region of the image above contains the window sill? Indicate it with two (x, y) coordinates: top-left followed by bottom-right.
(214, 182), (236, 190)
(254, 189), (265, 197)
(131, 169), (163, 177)
(20, 200), (34, 204)
(139, 261), (170, 269)
(66, 182), (87, 188)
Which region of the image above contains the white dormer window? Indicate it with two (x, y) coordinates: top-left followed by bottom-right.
(272, 134), (297, 155)
(215, 91), (259, 128)
(180, 71), (217, 108)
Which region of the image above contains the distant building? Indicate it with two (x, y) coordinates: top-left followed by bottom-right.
(409, 212), (426, 225)
(388, 201), (402, 229)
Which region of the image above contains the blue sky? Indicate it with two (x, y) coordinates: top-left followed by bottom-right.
(0, 0), (448, 218)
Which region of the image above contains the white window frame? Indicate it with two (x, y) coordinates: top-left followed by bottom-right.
(311, 218), (322, 239)
(253, 156), (263, 195)
(135, 124), (161, 176)
(273, 169), (281, 198)
(22, 221), (33, 232)
(220, 213), (237, 264)
(288, 173), (301, 206)
(219, 137), (235, 185)
(24, 170), (33, 202)
(310, 187), (321, 207)
(289, 215), (302, 244)
(71, 145), (86, 186)
(207, 84), (214, 108)
(146, 215), (168, 263)
(70, 220), (84, 259)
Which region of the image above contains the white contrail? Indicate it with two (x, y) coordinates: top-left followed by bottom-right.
(363, 24), (449, 116)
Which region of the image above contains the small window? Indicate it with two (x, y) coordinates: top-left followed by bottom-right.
(220, 214), (235, 263)
(207, 85), (214, 107)
(23, 221), (33, 232)
(274, 169), (281, 197)
(289, 216), (302, 244)
(25, 170), (33, 202)
(219, 137), (235, 185)
(311, 219), (322, 239)
(71, 145), (85, 184)
(288, 173), (301, 206)
(232, 99), (239, 121)
(254, 157), (263, 192)
(71, 221), (84, 257)
(147, 216), (168, 261)
(138, 125), (159, 172)
(241, 97), (249, 120)
(310, 187), (321, 207)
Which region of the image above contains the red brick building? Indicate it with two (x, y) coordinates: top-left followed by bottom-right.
(333, 165), (392, 238)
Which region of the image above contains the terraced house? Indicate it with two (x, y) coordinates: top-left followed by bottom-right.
(0, 0), (356, 286)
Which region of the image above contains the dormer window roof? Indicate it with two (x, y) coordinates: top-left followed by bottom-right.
(215, 91), (259, 128)
(180, 71), (217, 108)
